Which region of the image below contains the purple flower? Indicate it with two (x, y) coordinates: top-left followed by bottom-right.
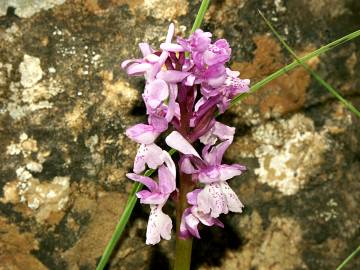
(133, 143), (165, 174)
(125, 123), (160, 145)
(146, 204), (173, 245)
(177, 29), (212, 52)
(199, 121), (235, 145)
(166, 132), (246, 218)
(217, 68), (250, 112)
(180, 189), (223, 239)
(122, 23), (250, 244)
(127, 164), (175, 204)
(143, 79), (170, 110)
(127, 152), (176, 245)
(203, 39), (231, 66)
(121, 24), (175, 81)
(197, 181), (244, 218)
(165, 131), (201, 158)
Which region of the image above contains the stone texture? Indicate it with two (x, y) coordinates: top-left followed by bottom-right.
(0, 0), (359, 269)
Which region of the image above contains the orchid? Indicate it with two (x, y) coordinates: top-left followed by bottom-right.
(95, 1), (360, 268)
(121, 22), (250, 245)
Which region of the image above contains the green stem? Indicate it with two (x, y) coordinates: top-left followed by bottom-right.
(336, 244), (360, 270)
(174, 173), (194, 270)
(259, 10), (360, 119)
(190, 0), (211, 33)
(95, 182), (142, 270)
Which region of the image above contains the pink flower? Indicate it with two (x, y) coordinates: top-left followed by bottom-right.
(127, 152), (176, 245)
(166, 131), (246, 218)
(180, 189), (223, 239)
(146, 204), (173, 245)
(122, 23), (250, 244)
(133, 143), (165, 174)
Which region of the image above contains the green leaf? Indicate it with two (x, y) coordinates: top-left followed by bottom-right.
(258, 10), (360, 119)
(190, 0), (211, 33)
(336, 244), (360, 270)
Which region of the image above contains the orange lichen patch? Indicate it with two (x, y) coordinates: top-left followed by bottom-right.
(0, 217), (47, 270)
(100, 70), (139, 115)
(63, 192), (127, 268)
(65, 101), (90, 136)
(231, 36), (317, 119)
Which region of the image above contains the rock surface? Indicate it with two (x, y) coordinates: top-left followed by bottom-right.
(0, 0), (359, 269)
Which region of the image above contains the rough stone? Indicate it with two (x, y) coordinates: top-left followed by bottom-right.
(0, 0), (65, 18)
(19, 54), (43, 88)
(0, 0), (359, 269)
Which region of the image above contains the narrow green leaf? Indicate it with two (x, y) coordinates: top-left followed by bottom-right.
(258, 10), (360, 119)
(190, 0), (211, 33)
(228, 28), (360, 109)
(336, 244), (360, 270)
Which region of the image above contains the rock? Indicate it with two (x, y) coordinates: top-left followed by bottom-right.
(0, 0), (65, 18)
(0, 0), (359, 269)
(19, 54), (43, 88)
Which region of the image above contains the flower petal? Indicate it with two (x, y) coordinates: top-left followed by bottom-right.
(145, 144), (166, 170)
(126, 173), (157, 191)
(139, 42), (152, 57)
(184, 212), (200, 238)
(165, 84), (178, 122)
(148, 114), (168, 132)
(145, 79), (169, 109)
(179, 208), (192, 239)
(140, 192), (169, 205)
(220, 182), (244, 213)
(162, 151), (176, 178)
(144, 53), (160, 63)
(198, 166), (221, 183)
(121, 59), (141, 70)
(180, 156), (198, 174)
(202, 140), (231, 166)
(165, 131), (201, 158)
(146, 205), (173, 245)
(156, 70), (190, 83)
(127, 62), (152, 76)
(197, 182), (228, 218)
(191, 206), (223, 227)
(160, 43), (186, 52)
(165, 23), (175, 43)
(158, 165), (176, 194)
(125, 123), (159, 144)
(199, 121), (235, 145)
(186, 189), (201, 205)
(219, 164), (246, 181)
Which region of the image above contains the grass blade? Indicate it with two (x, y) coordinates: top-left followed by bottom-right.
(228, 29), (360, 109)
(336, 244), (360, 270)
(190, 0), (210, 33)
(258, 10), (360, 118)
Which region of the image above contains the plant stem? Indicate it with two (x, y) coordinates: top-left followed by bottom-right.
(336, 244), (360, 270)
(174, 172), (194, 270)
(95, 182), (142, 270)
(190, 0), (211, 33)
(173, 0), (210, 267)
